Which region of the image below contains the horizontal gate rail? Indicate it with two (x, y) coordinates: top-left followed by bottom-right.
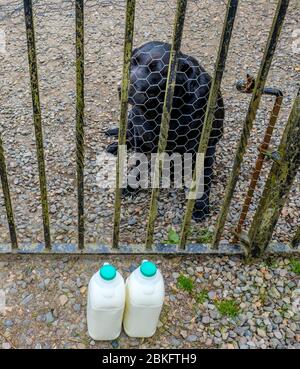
(0, 134), (18, 248)
(112, 0), (136, 249)
(145, 0), (188, 249)
(75, 0), (85, 249)
(24, 0), (51, 249)
(179, 0), (239, 249)
(0, 242), (299, 255)
(212, 0), (290, 248)
(248, 88), (300, 256)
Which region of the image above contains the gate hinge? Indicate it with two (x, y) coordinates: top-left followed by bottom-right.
(232, 229), (251, 257)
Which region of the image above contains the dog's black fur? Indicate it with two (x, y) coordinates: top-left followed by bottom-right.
(106, 41), (224, 221)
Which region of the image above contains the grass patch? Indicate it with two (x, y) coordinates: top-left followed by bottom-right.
(188, 227), (214, 244)
(259, 290), (267, 305)
(195, 228), (214, 244)
(278, 304), (289, 316)
(290, 258), (300, 275)
(196, 289), (209, 304)
(177, 274), (194, 294)
(215, 299), (240, 318)
(263, 257), (278, 268)
(165, 228), (180, 244)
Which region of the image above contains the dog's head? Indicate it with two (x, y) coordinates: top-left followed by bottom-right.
(128, 41), (199, 114)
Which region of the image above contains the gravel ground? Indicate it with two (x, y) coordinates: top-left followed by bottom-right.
(0, 0), (299, 247)
(0, 255), (299, 349)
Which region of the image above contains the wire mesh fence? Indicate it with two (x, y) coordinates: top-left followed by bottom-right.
(0, 0), (299, 254)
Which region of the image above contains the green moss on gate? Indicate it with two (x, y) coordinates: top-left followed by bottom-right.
(24, 0), (51, 248)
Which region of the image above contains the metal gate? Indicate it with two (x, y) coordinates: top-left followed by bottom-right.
(0, 0), (299, 256)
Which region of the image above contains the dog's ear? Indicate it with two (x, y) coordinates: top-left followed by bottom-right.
(175, 57), (195, 97)
(178, 57), (194, 77)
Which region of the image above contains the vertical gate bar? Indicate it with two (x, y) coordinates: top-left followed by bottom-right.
(291, 226), (300, 248)
(179, 0), (239, 249)
(75, 0), (85, 249)
(112, 0), (136, 248)
(212, 0), (290, 248)
(248, 88), (299, 256)
(233, 93), (283, 243)
(24, 0), (51, 249)
(0, 134), (18, 248)
(144, 0), (188, 250)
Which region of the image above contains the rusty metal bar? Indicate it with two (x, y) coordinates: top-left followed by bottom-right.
(212, 0), (290, 248)
(75, 0), (85, 249)
(112, 0), (136, 248)
(24, 0), (51, 248)
(0, 134), (18, 248)
(179, 0), (239, 249)
(248, 88), (300, 256)
(144, 0), (188, 250)
(291, 226), (300, 248)
(233, 76), (283, 244)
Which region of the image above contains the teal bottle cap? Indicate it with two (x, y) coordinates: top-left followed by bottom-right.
(140, 261), (157, 277)
(99, 264), (117, 281)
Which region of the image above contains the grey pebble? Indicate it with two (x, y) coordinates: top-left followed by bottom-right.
(2, 342), (11, 349)
(208, 291), (216, 300)
(21, 294), (33, 305)
(4, 319), (14, 327)
(202, 316), (210, 324)
(111, 340), (119, 348)
(73, 303), (81, 312)
(170, 338), (181, 347)
(128, 217), (137, 225)
(45, 312), (55, 324)
(187, 267), (194, 276)
(187, 335), (198, 342)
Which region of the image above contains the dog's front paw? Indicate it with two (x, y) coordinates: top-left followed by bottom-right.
(192, 198), (210, 222)
(105, 127), (119, 137)
(106, 142), (118, 155)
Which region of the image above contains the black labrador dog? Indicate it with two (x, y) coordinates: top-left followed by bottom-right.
(106, 41), (224, 221)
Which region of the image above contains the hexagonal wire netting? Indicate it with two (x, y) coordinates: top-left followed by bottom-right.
(0, 0), (299, 250)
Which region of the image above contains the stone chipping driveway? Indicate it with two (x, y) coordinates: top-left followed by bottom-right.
(0, 254), (299, 349)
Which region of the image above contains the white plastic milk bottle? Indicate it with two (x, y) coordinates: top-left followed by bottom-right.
(87, 263), (125, 340)
(123, 260), (165, 337)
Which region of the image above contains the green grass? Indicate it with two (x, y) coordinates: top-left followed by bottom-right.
(195, 228), (214, 244)
(215, 299), (240, 318)
(196, 289), (209, 304)
(259, 290), (267, 305)
(177, 274), (194, 294)
(278, 303), (289, 316)
(165, 228), (180, 244)
(290, 258), (300, 275)
(188, 227), (214, 244)
(263, 257), (278, 268)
